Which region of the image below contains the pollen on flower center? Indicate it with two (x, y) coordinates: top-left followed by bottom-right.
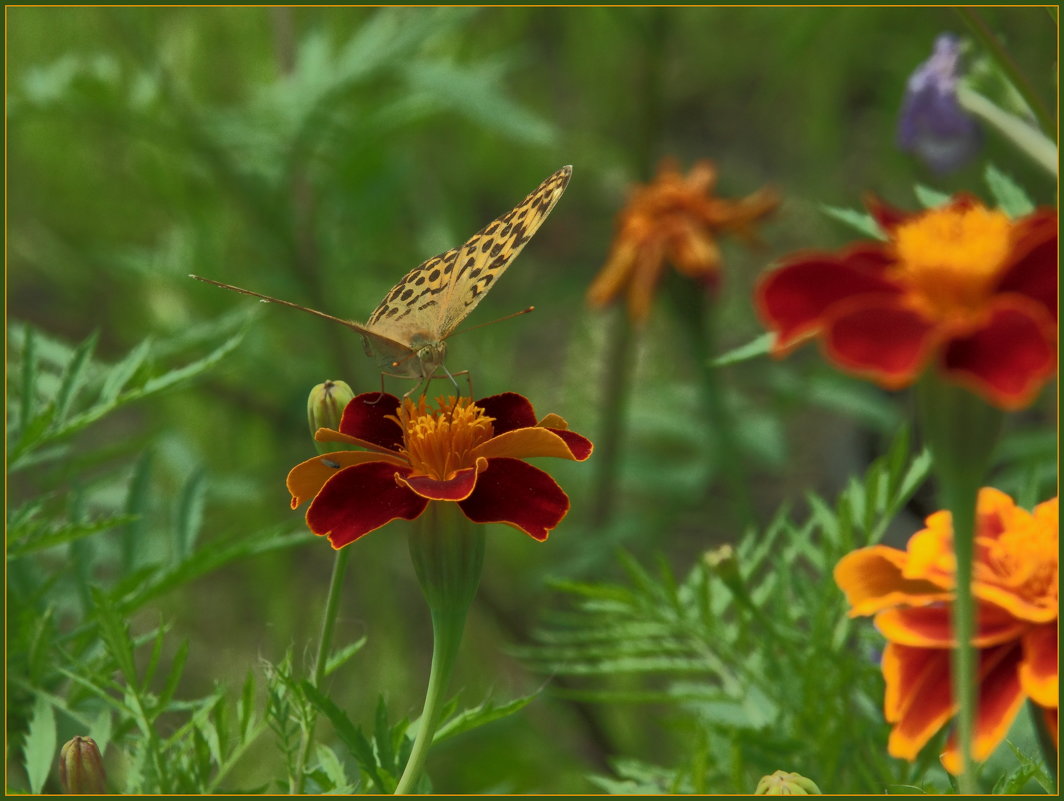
(982, 526), (1059, 604)
(391, 396), (495, 481)
(892, 204), (1012, 318)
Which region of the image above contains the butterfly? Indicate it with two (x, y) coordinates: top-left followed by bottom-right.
(192, 165), (571, 390)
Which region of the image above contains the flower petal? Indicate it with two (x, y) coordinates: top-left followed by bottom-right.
(940, 298), (1056, 410)
(474, 427), (593, 462)
(537, 413), (569, 430)
(824, 296), (938, 387)
(458, 457), (570, 541)
(1019, 624), (1058, 709)
(587, 240), (638, 309)
(287, 451), (406, 509)
(336, 393), (404, 451)
(996, 208), (1058, 319)
(884, 643), (954, 758)
(627, 239), (669, 324)
(306, 463), (427, 549)
(396, 458), (486, 502)
(865, 194), (921, 234)
(875, 604), (1028, 648)
(834, 546), (952, 617)
(756, 248), (901, 351)
(940, 643), (1026, 774)
(476, 393), (538, 435)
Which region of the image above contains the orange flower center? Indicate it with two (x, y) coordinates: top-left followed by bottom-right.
(390, 396), (494, 481)
(979, 520), (1059, 606)
(892, 204), (1013, 320)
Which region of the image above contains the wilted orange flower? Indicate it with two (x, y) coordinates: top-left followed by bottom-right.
(835, 488), (1058, 773)
(588, 159), (779, 324)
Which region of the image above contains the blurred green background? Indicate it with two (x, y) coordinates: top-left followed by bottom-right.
(7, 6), (1056, 793)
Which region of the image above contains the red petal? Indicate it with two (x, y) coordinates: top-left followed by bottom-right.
(884, 643), (954, 758)
(876, 604), (1028, 648)
(940, 299), (1056, 410)
(941, 642), (1026, 773)
(756, 249), (901, 350)
(865, 194), (920, 234)
(458, 457), (570, 541)
(547, 428), (594, 461)
(824, 297), (937, 386)
(338, 393), (404, 452)
(306, 463), (426, 549)
(397, 460), (485, 502)
(475, 393), (538, 435)
(1019, 624), (1058, 708)
(997, 208), (1059, 319)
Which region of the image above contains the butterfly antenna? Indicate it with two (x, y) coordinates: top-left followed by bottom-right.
(189, 275), (364, 332)
(448, 306), (535, 339)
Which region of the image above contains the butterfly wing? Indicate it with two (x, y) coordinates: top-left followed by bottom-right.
(364, 165), (572, 344)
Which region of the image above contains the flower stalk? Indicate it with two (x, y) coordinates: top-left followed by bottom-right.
(396, 502), (485, 794)
(916, 373), (1004, 791)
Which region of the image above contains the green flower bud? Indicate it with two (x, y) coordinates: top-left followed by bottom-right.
(58, 736), (106, 794)
(754, 770), (821, 795)
(307, 380), (355, 453)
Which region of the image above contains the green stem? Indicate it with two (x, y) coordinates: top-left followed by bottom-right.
(666, 273), (755, 529)
(916, 375), (1004, 794)
(589, 308), (636, 528)
(293, 547), (351, 794)
(956, 7), (1055, 134)
(395, 504), (484, 794)
(1028, 699), (1058, 786)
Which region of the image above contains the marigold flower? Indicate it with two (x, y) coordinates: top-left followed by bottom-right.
(897, 34), (981, 174)
(834, 488), (1058, 773)
(588, 159), (779, 324)
(288, 392), (593, 548)
(756, 195), (1057, 409)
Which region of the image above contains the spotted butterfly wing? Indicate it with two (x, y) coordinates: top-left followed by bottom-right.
(191, 165), (571, 382)
(361, 165), (572, 374)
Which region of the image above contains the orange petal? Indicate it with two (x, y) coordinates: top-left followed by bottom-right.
(588, 242), (638, 309)
(287, 451), (405, 508)
(473, 426), (591, 462)
(537, 413), (569, 430)
(975, 583), (1059, 624)
(834, 546), (951, 616)
(876, 604), (1028, 648)
(940, 643), (1026, 774)
(1019, 624), (1058, 708)
(884, 643), (954, 758)
(313, 427), (398, 454)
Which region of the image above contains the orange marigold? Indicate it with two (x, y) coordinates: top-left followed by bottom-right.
(835, 488), (1058, 772)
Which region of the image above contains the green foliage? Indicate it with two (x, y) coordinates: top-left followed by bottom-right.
(520, 432), (938, 793)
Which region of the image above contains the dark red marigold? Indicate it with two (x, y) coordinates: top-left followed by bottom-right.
(287, 392), (593, 548)
(756, 195), (1057, 409)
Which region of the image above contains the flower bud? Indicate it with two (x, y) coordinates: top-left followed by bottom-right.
(704, 544), (746, 598)
(754, 770), (821, 795)
(307, 380), (355, 453)
(58, 736), (106, 794)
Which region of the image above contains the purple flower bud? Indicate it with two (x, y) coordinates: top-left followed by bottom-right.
(897, 34), (981, 173)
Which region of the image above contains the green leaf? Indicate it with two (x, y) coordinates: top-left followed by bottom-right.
(374, 696), (395, 774)
(819, 204), (884, 239)
(7, 514), (137, 559)
(98, 337), (152, 404)
(324, 636), (368, 676)
(23, 694), (57, 794)
(301, 681), (388, 793)
(914, 184), (950, 208)
(53, 331), (98, 425)
(17, 324), (38, 437)
(432, 689), (542, 744)
(709, 333), (773, 367)
(91, 586), (137, 684)
(985, 164), (1035, 218)
(315, 743), (352, 792)
(174, 469), (207, 562)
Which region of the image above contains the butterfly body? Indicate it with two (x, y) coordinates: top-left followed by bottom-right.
(191, 165), (571, 388)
